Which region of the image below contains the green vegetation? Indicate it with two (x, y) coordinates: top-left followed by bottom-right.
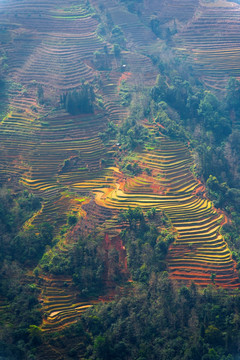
(148, 62), (240, 211)
(40, 233), (106, 297)
(78, 278), (240, 360)
(60, 83), (95, 115)
(110, 25), (125, 47)
(117, 117), (150, 150)
(118, 207), (174, 282)
(0, 188), (44, 359)
(37, 84), (45, 105)
(119, 80), (132, 106)
(2, 0), (240, 359)
(0, 265), (42, 359)
(0, 190), (53, 265)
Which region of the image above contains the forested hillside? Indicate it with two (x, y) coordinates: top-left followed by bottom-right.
(1, 0), (240, 359)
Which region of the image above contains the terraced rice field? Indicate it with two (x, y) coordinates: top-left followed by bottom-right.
(38, 276), (99, 332)
(94, 137), (240, 288)
(142, 0), (199, 25)
(1, 0), (240, 333)
(0, 0), (150, 330)
(174, 0), (240, 87)
(0, 0), (131, 227)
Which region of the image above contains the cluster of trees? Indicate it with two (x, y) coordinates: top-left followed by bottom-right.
(146, 59), (240, 280)
(0, 187), (53, 266)
(120, 160), (142, 176)
(0, 188), (50, 264)
(8, 223), (53, 265)
(150, 16), (177, 41)
(60, 83), (95, 115)
(0, 262), (42, 359)
(117, 117), (150, 150)
(99, 121), (117, 141)
(37, 84), (44, 105)
(206, 175), (240, 212)
(119, 0), (143, 13)
(40, 234), (104, 297)
(93, 47), (111, 70)
(40, 227), (240, 360)
(96, 11), (125, 57)
(79, 277), (240, 360)
(110, 25), (125, 47)
(119, 80), (132, 106)
(118, 207), (174, 282)
(0, 188), (46, 359)
(40, 231), (126, 297)
(149, 66), (240, 193)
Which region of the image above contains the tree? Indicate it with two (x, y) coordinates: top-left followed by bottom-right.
(93, 335), (112, 359)
(210, 273), (216, 284)
(198, 91), (219, 129)
(68, 214), (77, 226)
(37, 84), (44, 105)
(61, 83), (95, 115)
(197, 91), (231, 140)
(111, 25), (125, 46)
(226, 77), (240, 114)
(28, 325), (42, 345)
(113, 43), (121, 57)
(205, 325), (223, 345)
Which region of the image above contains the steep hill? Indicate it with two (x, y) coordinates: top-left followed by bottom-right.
(1, 0), (240, 342)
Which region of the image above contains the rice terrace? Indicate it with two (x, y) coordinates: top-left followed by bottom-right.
(1, 0), (240, 359)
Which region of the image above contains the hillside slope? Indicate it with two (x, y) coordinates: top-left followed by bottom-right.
(0, 0), (240, 339)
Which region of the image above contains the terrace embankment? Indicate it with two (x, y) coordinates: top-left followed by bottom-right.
(94, 136), (240, 288)
(0, 0), (133, 224)
(1, 0), (240, 334)
(174, 0), (240, 88)
(37, 276), (99, 333)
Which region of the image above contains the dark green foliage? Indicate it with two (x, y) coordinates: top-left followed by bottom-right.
(118, 207), (174, 282)
(206, 175), (229, 209)
(10, 223), (53, 265)
(198, 91), (231, 140)
(150, 74), (168, 102)
(118, 117), (149, 149)
(93, 48), (111, 70)
(113, 43), (121, 57)
(226, 77), (240, 118)
(60, 83), (95, 115)
(71, 235), (105, 296)
(120, 0), (143, 13)
(0, 263), (42, 360)
(0, 189), (40, 233)
(121, 161), (142, 176)
(111, 25), (125, 46)
(37, 84), (44, 105)
(41, 234), (106, 297)
(119, 80), (132, 106)
(67, 214), (77, 226)
(150, 16), (161, 37)
(0, 188), (44, 265)
(97, 23), (106, 36)
(154, 101), (188, 140)
(77, 277), (240, 360)
(149, 16), (176, 40)
(0, 188), (45, 358)
(99, 121), (117, 141)
(149, 62), (240, 218)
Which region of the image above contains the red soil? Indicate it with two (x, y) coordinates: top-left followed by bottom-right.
(117, 72), (132, 90)
(192, 180), (206, 196)
(104, 233), (128, 274)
